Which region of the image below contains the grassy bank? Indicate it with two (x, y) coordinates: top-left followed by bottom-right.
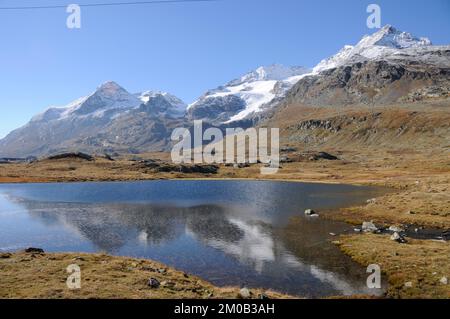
(0, 251), (291, 299)
(336, 233), (449, 299)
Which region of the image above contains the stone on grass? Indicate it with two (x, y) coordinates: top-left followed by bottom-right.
(239, 288), (251, 299)
(390, 232), (407, 244)
(304, 209), (316, 216)
(388, 226), (404, 233)
(440, 277), (448, 285)
(404, 281), (413, 288)
(148, 278), (160, 289)
(362, 221), (378, 233)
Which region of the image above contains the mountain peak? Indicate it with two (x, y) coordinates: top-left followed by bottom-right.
(313, 25), (433, 73)
(358, 24), (432, 49)
(94, 81), (128, 97)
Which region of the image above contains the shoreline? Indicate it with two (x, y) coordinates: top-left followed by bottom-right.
(0, 153), (448, 299)
(0, 251), (294, 299)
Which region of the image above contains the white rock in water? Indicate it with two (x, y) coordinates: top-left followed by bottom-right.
(389, 226), (404, 233)
(304, 209), (316, 216)
(440, 277), (448, 285)
(362, 221), (378, 232)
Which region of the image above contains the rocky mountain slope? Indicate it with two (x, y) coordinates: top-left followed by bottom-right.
(0, 82), (187, 157)
(280, 25), (450, 107)
(0, 25), (448, 158)
(187, 64), (311, 124)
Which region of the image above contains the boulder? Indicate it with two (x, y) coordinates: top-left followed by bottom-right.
(238, 288), (252, 299)
(308, 152), (339, 161)
(362, 221), (378, 232)
(440, 276), (448, 285)
(388, 225), (404, 233)
(148, 278), (160, 289)
(390, 232), (408, 244)
(304, 209), (316, 216)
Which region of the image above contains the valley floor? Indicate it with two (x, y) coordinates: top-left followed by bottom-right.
(0, 106), (449, 299)
(0, 150), (448, 299)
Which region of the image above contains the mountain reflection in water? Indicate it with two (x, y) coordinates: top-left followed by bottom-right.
(0, 180), (386, 297)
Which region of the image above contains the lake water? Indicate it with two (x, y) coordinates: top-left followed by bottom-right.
(0, 180), (387, 297)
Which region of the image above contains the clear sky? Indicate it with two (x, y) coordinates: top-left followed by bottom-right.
(0, 0), (449, 138)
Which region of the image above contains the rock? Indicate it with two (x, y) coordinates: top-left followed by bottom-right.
(442, 230), (450, 241)
(308, 152), (339, 161)
(72, 256), (85, 261)
(404, 281), (413, 288)
(354, 228), (362, 232)
(24, 247), (44, 254)
(304, 209), (316, 216)
(440, 277), (448, 285)
(238, 288), (252, 299)
(104, 153), (114, 161)
(0, 253), (11, 259)
(158, 268), (167, 274)
(47, 152), (94, 161)
(391, 232), (407, 244)
(259, 293), (270, 300)
(366, 198), (377, 204)
(329, 233), (336, 236)
(280, 147), (297, 153)
(406, 210), (416, 215)
(233, 163), (251, 169)
(362, 221), (378, 233)
(388, 226), (404, 233)
(147, 278), (160, 289)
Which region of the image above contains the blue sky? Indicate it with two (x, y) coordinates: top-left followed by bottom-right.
(0, 0), (449, 138)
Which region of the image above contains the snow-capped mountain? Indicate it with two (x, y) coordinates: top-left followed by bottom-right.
(138, 91), (186, 118)
(30, 81), (141, 123)
(313, 25), (433, 73)
(0, 25), (448, 158)
(0, 82), (187, 157)
(282, 25), (450, 108)
(187, 64), (311, 124)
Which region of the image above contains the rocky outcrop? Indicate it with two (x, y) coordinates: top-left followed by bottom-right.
(282, 56), (450, 107)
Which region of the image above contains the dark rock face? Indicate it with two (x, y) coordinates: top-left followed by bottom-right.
(47, 152), (94, 161)
(309, 152), (339, 161)
(187, 95), (246, 124)
(138, 161), (219, 174)
(24, 248), (45, 254)
(282, 56), (450, 107)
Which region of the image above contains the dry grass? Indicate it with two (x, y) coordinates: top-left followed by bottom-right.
(0, 251), (291, 299)
(336, 234), (449, 299)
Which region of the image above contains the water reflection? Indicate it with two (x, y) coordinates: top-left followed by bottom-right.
(0, 181), (386, 297)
